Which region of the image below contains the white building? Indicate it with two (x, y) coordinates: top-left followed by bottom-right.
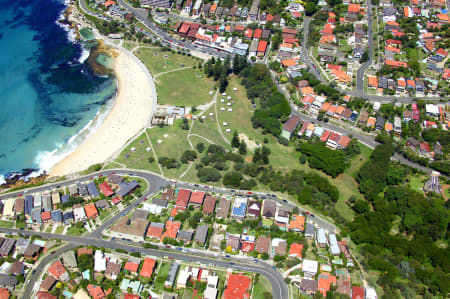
(2, 199), (15, 217)
(366, 286), (378, 299)
(425, 104), (440, 117)
(94, 250), (107, 272)
(328, 233), (340, 256)
(73, 206), (86, 222)
(302, 259), (318, 277)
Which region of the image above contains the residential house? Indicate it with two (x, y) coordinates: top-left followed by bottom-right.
(105, 261), (121, 280)
(202, 196), (216, 215)
(281, 115), (301, 140)
(110, 216), (149, 242)
(289, 243), (303, 259)
(231, 197), (247, 219)
(300, 278), (318, 295)
(147, 222), (165, 240)
(189, 191), (205, 206)
(61, 251), (77, 270)
(165, 263), (180, 288)
(272, 238), (287, 256)
(194, 224), (209, 245)
(255, 236), (270, 254)
(226, 234), (240, 251)
(140, 257), (156, 278)
(86, 182), (100, 198)
(48, 260), (69, 281)
(216, 198), (230, 218)
(262, 200), (276, 218)
(175, 189), (191, 210)
(223, 274), (251, 299)
(94, 250), (106, 272)
(177, 230), (194, 243)
(247, 201), (261, 217)
(302, 259), (318, 277)
(289, 214), (305, 232)
(316, 228), (327, 248)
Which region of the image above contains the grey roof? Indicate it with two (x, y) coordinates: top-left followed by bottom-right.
(117, 181), (138, 197)
(305, 224), (315, 237)
(9, 261), (24, 275)
(86, 182), (99, 198)
(194, 224), (209, 244)
(0, 238), (16, 256)
(31, 208), (42, 223)
(42, 194), (52, 212)
(152, 198), (168, 208)
(61, 195), (70, 204)
(25, 195), (33, 215)
(301, 278), (318, 292)
(262, 200), (276, 217)
(165, 263), (179, 287)
(0, 273), (17, 288)
(68, 184), (78, 195)
(24, 244), (41, 257)
(108, 174), (123, 184)
(63, 211), (74, 223)
(177, 230), (193, 241)
(376, 117), (385, 129)
(150, 222), (165, 228)
(95, 200), (109, 210)
(249, 0), (260, 16)
(132, 209), (149, 221)
(78, 184), (88, 196)
(51, 210), (63, 222)
(61, 251), (77, 268)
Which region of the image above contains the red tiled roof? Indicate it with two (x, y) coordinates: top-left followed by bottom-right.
(147, 224), (164, 239)
(41, 211), (51, 221)
(348, 3), (361, 12)
(124, 262), (139, 273)
(257, 40), (268, 52)
(385, 60), (407, 68)
(352, 286), (364, 299)
(0, 288), (10, 299)
(176, 189), (191, 209)
(189, 191), (205, 205)
(179, 23), (190, 34)
(338, 135), (351, 147)
(161, 221), (181, 241)
(36, 291), (56, 299)
(437, 48), (448, 57)
(139, 257), (156, 278)
(84, 203), (98, 219)
(320, 130), (331, 142)
(99, 182), (114, 197)
(241, 241), (255, 252)
(112, 196), (121, 205)
(289, 243), (303, 258)
(253, 29), (262, 39)
(87, 284), (105, 299)
(223, 274), (252, 299)
(124, 294), (140, 299)
(48, 260), (66, 280)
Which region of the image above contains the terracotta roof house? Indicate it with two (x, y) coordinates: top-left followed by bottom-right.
(84, 203), (98, 219)
(255, 236), (270, 254)
(216, 198), (231, 218)
(247, 201), (261, 217)
(289, 214), (305, 232)
(318, 273), (336, 296)
(175, 189), (191, 210)
(281, 115), (301, 140)
(124, 262), (139, 274)
(77, 247), (93, 256)
(0, 288), (10, 299)
(48, 260), (69, 281)
(189, 191), (205, 205)
(14, 197), (24, 214)
(8, 261), (24, 276)
(262, 200), (276, 218)
(40, 276), (56, 292)
(241, 241), (255, 252)
(105, 262), (121, 280)
(147, 222), (165, 239)
(162, 221), (181, 241)
(223, 274), (252, 299)
(41, 211), (51, 223)
(139, 257), (156, 278)
(257, 40), (268, 56)
(202, 196), (216, 215)
(36, 291), (56, 299)
(352, 286), (365, 299)
(289, 243), (303, 258)
(337, 277), (351, 297)
(87, 284), (105, 299)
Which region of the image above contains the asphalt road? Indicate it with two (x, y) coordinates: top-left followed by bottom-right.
(355, 0), (373, 94)
(0, 227), (287, 299)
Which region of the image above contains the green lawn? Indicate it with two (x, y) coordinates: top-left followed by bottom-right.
(54, 226), (64, 235)
(190, 112), (231, 149)
(45, 226), (53, 233)
(0, 221), (14, 228)
(135, 47), (200, 75)
(66, 224), (87, 236)
(408, 175), (425, 194)
(156, 68), (215, 106)
(114, 130), (161, 174)
(252, 275), (272, 299)
(153, 262), (171, 293)
(123, 41), (136, 51)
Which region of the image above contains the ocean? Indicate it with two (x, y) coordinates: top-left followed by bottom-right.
(0, 0), (116, 183)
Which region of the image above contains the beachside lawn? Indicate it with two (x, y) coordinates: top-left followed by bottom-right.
(252, 275), (272, 299)
(114, 131), (161, 175)
(135, 47), (201, 75)
(156, 68), (216, 107)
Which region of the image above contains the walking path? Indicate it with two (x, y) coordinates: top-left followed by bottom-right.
(145, 129), (164, 176)
(213, 90), (231, 145)
(154, 66), (193, 78)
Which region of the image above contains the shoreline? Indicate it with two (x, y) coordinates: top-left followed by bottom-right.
(50, 46), (155, 177)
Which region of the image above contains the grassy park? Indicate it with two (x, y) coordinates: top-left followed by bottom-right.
(135, 47), (200, 75)
(252, 275), (272, 299)
(156, 68), (215, 106)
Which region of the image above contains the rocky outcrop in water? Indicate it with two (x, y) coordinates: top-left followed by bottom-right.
(87, 40), (117, 76)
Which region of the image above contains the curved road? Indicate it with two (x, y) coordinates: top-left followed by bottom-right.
(0, 226), (287, 299)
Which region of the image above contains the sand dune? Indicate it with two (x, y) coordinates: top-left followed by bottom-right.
(50, 47), (155, 176)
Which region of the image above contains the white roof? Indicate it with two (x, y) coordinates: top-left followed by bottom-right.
(73, 207), (86, 221)
(3, 199), (15, 217)
(302, 259), (318, 274)
(94, 250), (106, 272)
(425, 104), (439, 115)
(365, 286), (378, 299)
(373, 102), (380, 111)
(177, 269), (190, 286)
(272, 238), (285, 247)
(207, 275), (219, 288)
(204, 287), (218, 299)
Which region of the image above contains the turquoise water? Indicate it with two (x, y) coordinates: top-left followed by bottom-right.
(0, 0), (116, 181)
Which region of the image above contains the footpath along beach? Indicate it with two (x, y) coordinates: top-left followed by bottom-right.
(50, 46), (156, 176)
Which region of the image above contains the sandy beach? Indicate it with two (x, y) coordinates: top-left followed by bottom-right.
(50, 47), (155, 176)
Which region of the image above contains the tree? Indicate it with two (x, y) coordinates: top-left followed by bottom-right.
(222, 171), (243, 188)
(219, 73), (228, 93)
(299, 154), (307, 164)
(239, 141), (247, 155)
(253, 148), (261, 163)
(231, 131), (240, 148)
(180, 150), (197, 164)
(304, 2), (318, 16)
(196, 142), (205, 153)
(197, 167), (221, 182)
(261, 146), (270, 164)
